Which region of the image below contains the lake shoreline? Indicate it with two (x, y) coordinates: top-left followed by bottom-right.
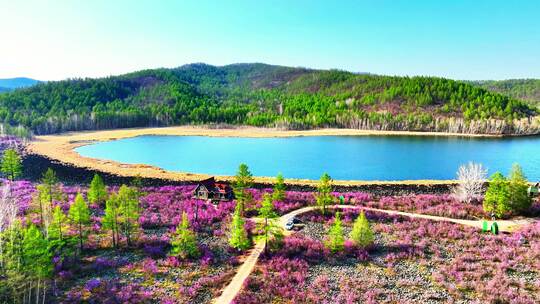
(27, 125), (538, 187)
(22, 153), (455, 196)
(31, 125), (512, 142)
(27, 126), (469, 187)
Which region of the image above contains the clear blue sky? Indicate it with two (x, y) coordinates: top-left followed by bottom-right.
(1, 0), (539, 80)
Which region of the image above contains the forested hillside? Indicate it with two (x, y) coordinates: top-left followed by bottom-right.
(0, 77), (40, 92)
(0, 63), (538, 136)
(470, 79), (540, 108)
(0, 77), (40, 95)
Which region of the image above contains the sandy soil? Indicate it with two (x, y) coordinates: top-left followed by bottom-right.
(26, 126), (481, 186)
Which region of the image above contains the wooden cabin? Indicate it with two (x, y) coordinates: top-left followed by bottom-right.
(193, 177), (234, 202)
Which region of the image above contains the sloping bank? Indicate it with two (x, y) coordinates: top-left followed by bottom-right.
(24, 126), (464, 195)
(22, 152), (453, 196)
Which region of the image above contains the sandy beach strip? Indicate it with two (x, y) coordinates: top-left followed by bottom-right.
(25, 125), (484, 186)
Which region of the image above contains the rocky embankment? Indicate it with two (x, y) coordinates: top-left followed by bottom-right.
(22, 153), (452, 196)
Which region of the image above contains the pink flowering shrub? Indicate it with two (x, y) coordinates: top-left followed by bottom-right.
(275, 234), (329, 263)
(2, 179), (35, 214)
(431, 221), (540, 302)
(0, 136), (25, 154)
(332, 191), (372, 204)
(233, 257), (309, 304)
(9, 176), (539, 303)
(238, 208), (540, 303)
(362, 194), (486, 219)
(298, 209), (395, 225)
(63, 279), (153, 303)
(138, 186), (235, 231)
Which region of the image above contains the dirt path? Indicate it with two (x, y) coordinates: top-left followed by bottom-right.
(212, 205), (537, 304)
(212, 240), (265, 304)
(354, 206), (537, 232)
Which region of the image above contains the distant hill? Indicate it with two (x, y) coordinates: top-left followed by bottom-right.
(470, 79), (540, 108)
(0, 77), (40, 92)
(0, 63), (537, 135)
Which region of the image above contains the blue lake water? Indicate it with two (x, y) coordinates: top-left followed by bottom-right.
(75, 135), (540, 181)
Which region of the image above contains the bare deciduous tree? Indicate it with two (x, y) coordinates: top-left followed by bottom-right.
(0, 183), (18, 232)
(452, 162), (488, 203)
(0, 182), (19, 269)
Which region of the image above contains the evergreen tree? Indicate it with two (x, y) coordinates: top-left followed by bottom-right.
(170, 212), (200, 259)
(0, 220), (25, 303)
(68, 193), (90, 252)
(130, 174), (145, 211)
(36, 168), (62, 229)
(508, 163), (532, 213)
(350, 211), (374, 248)
(272, 172), (286, 202)
(130, 174), (144, 189)
(234, 163), (254, 214)
(34, 184), (52, 233)
(0, 149), (22, 181)
(316, 173), (333, 215)
(48, 206), (68, 241)
(229, 202), (250, 251)
(102, 193), (120, 248)
(325, 211), (345, 253)
(87, 174), (108, 205)
(22, 224), (53, 304)
(483, 172), (511, 218)
(117, 185), (139, 247)
(258, 193), (282, 254)
(41, 168), (59, 190)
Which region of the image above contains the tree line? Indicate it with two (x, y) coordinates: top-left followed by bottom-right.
(0, 64), (537, 136)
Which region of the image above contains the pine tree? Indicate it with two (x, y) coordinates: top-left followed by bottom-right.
(117, 185), (139, 247)
(508, 163), (532, 213)
(483, 172), (511, 218)
(0, 149), (22, 181)
(258, 193), (282, 254)
(36, 168), (62, 229)
(325, 211), (344, 253)
(102, 194), (120, 248)
(130, 174), (144, 189)
(272, 173), (286, 202)
(229, 202), (250, 251)
(22, 224), (53, 304)
(41, 168), (58, 190)
(130, 174), (145, 211)
(316, 173), (333, 215)
(350, 211), (374, 248)
(0, 219), (25, 303)
(48, 206), (68, 241)
(69, 193), (90, 252)
(234, 163), (254, 214)
(87, 174), (108, 205)
(170, 212), (200, 259)
(34, 185), (52, 233)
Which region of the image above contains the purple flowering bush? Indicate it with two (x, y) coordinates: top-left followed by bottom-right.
(0, 135), (25, 154)
(63, 279), (154, 303)
(138, 186), (236, 231)
(2, 181), (243, 303)
(235, 208), (540, 303)
(6, 177), (539, 303)
(358, 194), (487, 219)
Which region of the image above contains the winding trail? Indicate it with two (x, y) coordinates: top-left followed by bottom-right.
(212, 205), (537, 304)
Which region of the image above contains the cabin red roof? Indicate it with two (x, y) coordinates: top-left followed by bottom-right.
(215, 183), (229, 193)
(198, 177), (232, 194)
